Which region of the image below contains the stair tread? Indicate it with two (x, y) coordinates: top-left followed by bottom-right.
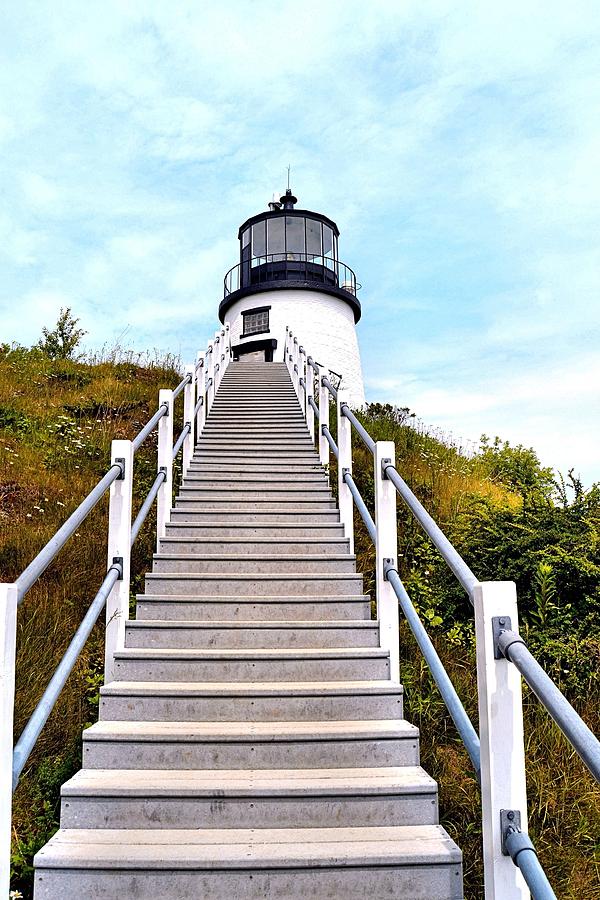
(84, 719), (417, 741)
(35, 824), (460, 868)
(62, 766), (435, 796)
(126, 620), (376, 630)
(114, 647), (388, 659)
(101, 679), (401, 696)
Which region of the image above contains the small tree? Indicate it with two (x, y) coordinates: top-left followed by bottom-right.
(37, 307), (87, 360)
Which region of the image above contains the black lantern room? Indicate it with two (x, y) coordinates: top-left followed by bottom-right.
(220, 190), (361, 322)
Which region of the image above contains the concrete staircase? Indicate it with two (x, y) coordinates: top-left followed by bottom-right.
(34, 361), (463, 898)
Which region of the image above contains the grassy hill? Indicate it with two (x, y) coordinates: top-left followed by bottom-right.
(1, 346), (599, 898)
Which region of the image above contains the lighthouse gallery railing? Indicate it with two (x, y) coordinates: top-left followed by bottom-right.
(0, 326), (232, 895)
(285, 327), (600, 900)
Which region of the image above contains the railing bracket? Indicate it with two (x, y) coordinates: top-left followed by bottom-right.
(115, 458), (126, 480)
(112, 557), (124, 580)
(381, 457), (392, 479)
(383, 557), (396, 578)
(492, 614), (513, 659)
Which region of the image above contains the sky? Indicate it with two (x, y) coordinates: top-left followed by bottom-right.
(1, 1), (599, 484)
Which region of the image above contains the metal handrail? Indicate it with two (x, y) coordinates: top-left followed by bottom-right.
(382, 462), (479, 599)
(130, 471), (166, 546)
(172, 372), (192, 400)
(504, 828), (557, 899)
(385, 563), (481, 777)
(341, 404), (376, 454)
(343, 472), (376, 542)
(193, 395), (204, 417)
(498, 629), (600, 783)
(132, 402), (168, 452)
(322, 375), (338, 400)
(15, 463), (123, 605)
(321, 425), (339, 460)
(308, 395), (319, 416)
(12, 560), (122, 789)
(172, 423), (191, 460)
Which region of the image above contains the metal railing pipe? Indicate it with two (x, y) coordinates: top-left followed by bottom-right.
(498, 630), (600, 783)
(15, 463), (123, 605)
(341, 403), (376, 454)
(132, 403), (168, 452)
(504, 828), (557, 899)
(321, 425), (339, 460)
(308, 395), (319, 416)
(385, 564), (481, 777)
(12, 562), (121, 789)
(172, 423), (191, 461)
(383, 463), (479, 599)
(322, 375), (338, 400)
(130, 471), (166, 546)
(172, 372), (192, 400)
(193, 395), (204, 418)
(343, 472), (376, 542)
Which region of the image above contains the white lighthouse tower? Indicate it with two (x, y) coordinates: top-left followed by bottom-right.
(220, 188), (366, 407)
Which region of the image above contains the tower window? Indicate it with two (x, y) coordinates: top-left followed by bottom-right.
(242, 306), (270, 337)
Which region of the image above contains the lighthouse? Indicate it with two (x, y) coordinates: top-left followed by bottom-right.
(219, 189), (366, 407)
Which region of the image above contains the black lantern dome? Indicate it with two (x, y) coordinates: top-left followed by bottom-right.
(220, 191), (361, 322)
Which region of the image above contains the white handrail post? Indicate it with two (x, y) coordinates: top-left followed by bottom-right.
(224, 325), (231, 373)
(299, 348), (307, 422)
(219, 328), (226, 385)
(156, 388), (174, 551)
(318, 365), (330, 467)
(284, 327), (290, 369)
(0, 582), (18, 898)
(183, 365), (195, 473)
(207, 344), (215, 412)
(473, 581), (529, 899)
(105, 439), (134, 683)
(292, 337), (299, 396)
(213, 330), (222, 393)
(306, 359), (315, 443)
(375, 442), (400, 682)
(196, 352), (206, 436)
(337, 386), (354, 554)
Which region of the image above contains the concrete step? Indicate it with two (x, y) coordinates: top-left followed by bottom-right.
(201, 427), (310, 436)
(59, 766), (436, 829)
(164, 523), (346, 539)
(144, 572), (363, 596)
(169, 509), (341, 524)
(181, 475), (329, 487)
(173, 500), (338, 511)
(135, 594), (371, 622)
(150, 554), (356, 574)
(177, 485), (331, 498)
(192, 449), (320, 459)
(157, 536), (350, 555)
(34, 824), (462, 899)
(100, 679), (402, 721)
(81, 719), (419, 770)
(185, 464), (325, 474)
(125, 620), (376, 649)
(34, 824), (462, 898)
(112, 647), (389, 681)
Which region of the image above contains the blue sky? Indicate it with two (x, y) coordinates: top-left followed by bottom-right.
(1, 1), (599, 483)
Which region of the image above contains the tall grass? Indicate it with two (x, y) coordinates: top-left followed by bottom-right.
(0, 345), (183, 895)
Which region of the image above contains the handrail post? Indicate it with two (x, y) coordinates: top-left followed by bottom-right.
(299, 349), (307, 421)
(0, 582), (18, 897)
(156, 388), (174, 550)
(207, 344), (215, 412)
(337, 386), (354, 554)
(224, 325), (231, 373)
(284, 327), (290, 369)
(183, 364), (195, 472)
(306, 359), (315, 443)
(104, 440), (133, 683)
(196, 351), (206, 436)
(292, 337), (299, 396)
(473, 581), (529, 899)
(219, 328), (227, 386)
(375, 442), (400, 682)
(318, 366), (330, 467)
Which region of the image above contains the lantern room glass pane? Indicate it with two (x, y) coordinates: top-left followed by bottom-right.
(242, 228), (250, 247)
(252, 221), (266, 259)
(306, 218), (322, 258)
(323, 225), (333, 258)
(285, 216), (305, 258)
(267, 217), (285, 257)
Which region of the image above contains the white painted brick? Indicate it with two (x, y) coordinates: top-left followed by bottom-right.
(224, 290), (366, 407)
